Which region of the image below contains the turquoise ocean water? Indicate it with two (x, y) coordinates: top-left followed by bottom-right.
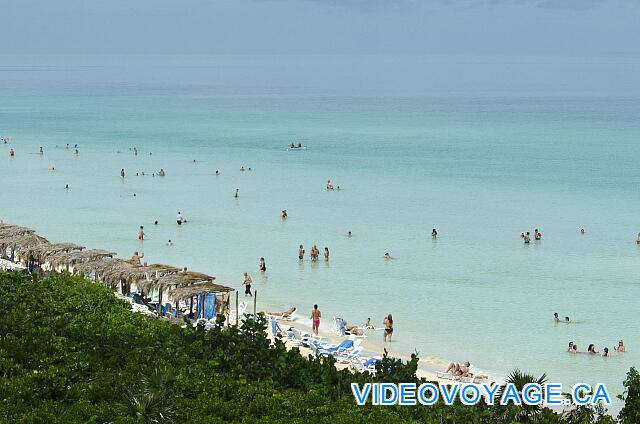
(1, 55), (640, 409)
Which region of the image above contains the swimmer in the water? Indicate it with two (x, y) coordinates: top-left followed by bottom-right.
(39, 146), (43, 154)
(326, 180), (333, 190)
(75, 149), (79, 155)
(581, 228), (585, 234)
(159, 168), (165, 177)
(166, 239), (173, 246)
(215, 170), (220, 176)
(553, 312), (559, 322)
(240, 166), (245, 171)
(324, 247), (329, 262)
(636, 232), (640, 244)
(120, 168), (125, 178)
(154, 220), (158, 225)
(568, 343), (577, 354)
(281, 210), (288, 219)
(384, 252), (395, 260)
(535, 229), (542, 241)
(138, 226), (145, 241)
(567, 341), (574, 352)
(259, 257), (266, 272)
(615, 340), (626, 352)
(432, 228), (437, 239)
(565, 316), (570, 323)
(64, 184), (69, 190)
(298, 245), (305, 260)
(524, 232), (531, 244)
(50, 167), (55, 171)
(363, 318), (374, 329)
(235, 188), (239, 198)
(348, 231), (352, 237)
(177, 212), (184, 225)
(9, 148), (15, 157)
(248, 167), (251, 171)
(602, 347), (610, 357)
(587, 344), (598, 354)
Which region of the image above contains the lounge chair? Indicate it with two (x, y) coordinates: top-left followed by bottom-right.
(350, 356), (380, 374)
(315, 338), (362, 357)
(335, 346), (364, 363)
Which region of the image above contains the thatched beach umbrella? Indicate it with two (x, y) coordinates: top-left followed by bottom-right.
(0, 233), (48, 251)
(0, 224), (36, 239)
(0, 233), (50, 263)
(26, 242), (85, 265)
(47, 249), (116, 269)
(170, 281), (234, 304)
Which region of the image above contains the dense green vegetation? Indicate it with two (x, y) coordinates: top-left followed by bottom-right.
(0, 271), (637, 423)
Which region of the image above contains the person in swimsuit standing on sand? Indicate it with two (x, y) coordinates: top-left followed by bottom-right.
(311, 304), (321, 336)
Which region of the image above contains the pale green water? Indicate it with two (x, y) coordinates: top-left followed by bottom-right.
(1, 55), (640, 410)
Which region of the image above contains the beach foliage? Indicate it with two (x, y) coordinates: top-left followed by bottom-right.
(618, 367), (640, 423)
(0, 271), (634, 423)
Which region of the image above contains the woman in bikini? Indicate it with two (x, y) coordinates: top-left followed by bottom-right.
(383, 314), (393, 342)
(259, 257), (266, 272)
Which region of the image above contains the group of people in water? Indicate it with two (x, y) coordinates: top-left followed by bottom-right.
(298, 244), (329, 262)
(555, 313), (627, 357)
(567, 340), (625, 357)
(120, 168), (166, 178)
(521, 229), (542, 244)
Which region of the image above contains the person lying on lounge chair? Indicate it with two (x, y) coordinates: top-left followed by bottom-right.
(267, 307), (297, 318)
(445, 361), (471, 377)
(343, 319), (364, 336)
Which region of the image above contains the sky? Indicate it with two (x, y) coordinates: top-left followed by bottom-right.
(1, 0), (639, 55)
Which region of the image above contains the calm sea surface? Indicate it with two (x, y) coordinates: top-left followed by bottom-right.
(1, 54), (640, 410)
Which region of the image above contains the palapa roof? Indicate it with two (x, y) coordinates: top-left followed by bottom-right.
(0, 224), (36, 238)
(170, 281), (234, 303)
(73, 257), (121, 275)
(25, 242), (85, 264)
(47, 249), (115, 268)
(0, 233), (49, 252)
(136, 271), (215, 293)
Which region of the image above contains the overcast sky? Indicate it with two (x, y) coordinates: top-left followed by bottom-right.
(2, 0), (639, 55)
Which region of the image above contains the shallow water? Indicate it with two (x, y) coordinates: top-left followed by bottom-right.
(1, 54), (640, 411)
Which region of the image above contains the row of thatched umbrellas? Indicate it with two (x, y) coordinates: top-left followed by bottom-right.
(0, 222), (234, 317)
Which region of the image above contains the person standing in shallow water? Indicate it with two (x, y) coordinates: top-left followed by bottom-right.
(243, 272), (253, 296)
(310, 304), (321, 336)
(138, 226), (145, 241)
(298, 245), (305, 261)
(120, 168), (125, 178)
(259, 257), (266, 272)
(432, 228), (437, 239)
(323, 247), (329, 262)
(383, 314), (394, 342)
